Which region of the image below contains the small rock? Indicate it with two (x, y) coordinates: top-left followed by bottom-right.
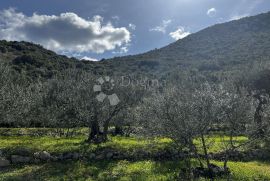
(57, 154), (64, 161)
(209, 164), (230, 177)
(11, 155), (31, 164)
(62, 152), (80, 160)
(82, 157), (88, 161)
(172, 149), (178, 155)
(192, 167), (208, 178)
(51, 156), (58, 162)
(33, 159), (41, 164)
(62, 153), (73, 160)
(13, 148), (32, 156)
(0, 157), (10, 167)
(89, 153), (96, 159)
(106, 152), (114, 159)
(122, 152), (129, 159)
(33, 152), (39, 158)
(112, 152), (123, 160)
(40, 151), (51, 160)
(73, 153), (80, 160)
(96, 154), (104, 160)
(34, 151), (51, 161)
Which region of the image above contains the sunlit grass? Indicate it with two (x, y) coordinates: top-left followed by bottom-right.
(0, 128), (249, 157)
(194, 135), (249, 153)
(0, 134), (173, 156)
(213, 160), (270, 181)
(0, 128), (269, 180)
(0, 135), (85, 154)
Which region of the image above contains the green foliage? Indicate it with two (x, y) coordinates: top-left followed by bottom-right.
(0, 41), (94, 80)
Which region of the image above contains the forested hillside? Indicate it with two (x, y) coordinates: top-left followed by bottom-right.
(106, 11), (270, 76)
(1, 11), (270, 80)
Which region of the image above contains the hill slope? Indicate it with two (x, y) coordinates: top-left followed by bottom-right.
(164, 11), (270, 63)
(0, 11), (270, 79)
(106, 11), (270, 76)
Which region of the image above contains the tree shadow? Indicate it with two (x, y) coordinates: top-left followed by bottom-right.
(0, 160), (115, 181)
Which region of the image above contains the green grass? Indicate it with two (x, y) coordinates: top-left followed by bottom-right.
(213, 161), (270, 181)
(0, 129), (269, 180)
(0, 128), (249, 154)
(0, 129), (249, 156)
(194, 135), (249, 153)
(0, 135), (173, 156)
(0, 160), (269, 181)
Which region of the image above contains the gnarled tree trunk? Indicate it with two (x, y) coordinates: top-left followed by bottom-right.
(254, 95), (266, 138)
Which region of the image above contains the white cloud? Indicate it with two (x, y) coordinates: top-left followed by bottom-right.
(0, 8), (131, 54)
(112, 46), (128, 54)
(229, 13), (249, 21)
(80, 56), (99, 61)
(207, 8), (217, 17)
(150, 20), (172, 33)
(128, 23), (136, 30)
(169, 27), (190, 40)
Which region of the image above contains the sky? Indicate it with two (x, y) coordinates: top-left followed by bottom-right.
(0, 0), (270, 61)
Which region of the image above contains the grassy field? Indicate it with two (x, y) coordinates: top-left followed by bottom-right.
(0, 135), (173, 157)
(0, 128), (173, 155)
(0, 128), (269, 180)
(0, 128), (248, 155)
(0, 160), (270, 181)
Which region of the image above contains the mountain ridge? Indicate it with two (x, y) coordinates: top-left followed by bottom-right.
(105, 11), (270, 75)
(0, 11), (270, 79)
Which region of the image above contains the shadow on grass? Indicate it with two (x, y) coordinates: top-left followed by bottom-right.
(1, 159), (270, 181)
(0, 160), (191, 181)
(0, 160), (114, 181)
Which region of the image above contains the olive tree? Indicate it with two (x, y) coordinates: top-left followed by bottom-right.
(216, 83), (254, 168)
(70, 73), (144, 143)
(141, 83), (223, 174)
(236, 66), (270, 149)
(0, 62), (40, 128)
(37, 70), (82, 136)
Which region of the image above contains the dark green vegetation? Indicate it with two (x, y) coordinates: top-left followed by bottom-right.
(1, 12), (270, 79)
(1, 11), (270, 181)
(108, 11), (270, 77)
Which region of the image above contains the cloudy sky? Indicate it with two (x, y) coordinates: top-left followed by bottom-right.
(0, 0), (270, 61)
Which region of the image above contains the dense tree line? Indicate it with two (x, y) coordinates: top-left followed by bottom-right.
(1, 58), (270, 179)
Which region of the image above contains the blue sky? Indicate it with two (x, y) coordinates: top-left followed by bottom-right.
(0, 0), (270, 61)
